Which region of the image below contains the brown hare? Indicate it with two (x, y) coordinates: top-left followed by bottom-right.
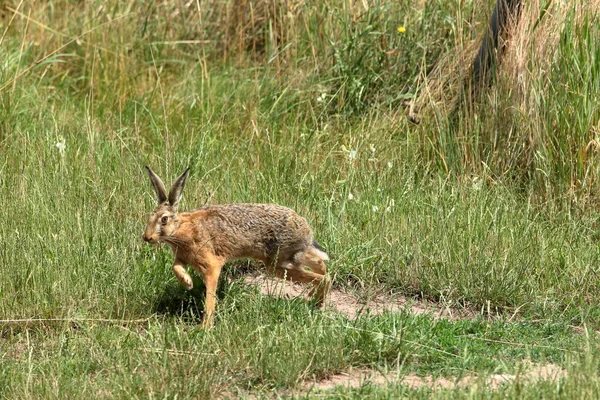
(143, 167), (331, 328)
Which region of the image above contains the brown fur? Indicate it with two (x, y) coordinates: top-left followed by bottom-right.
(143, 167), (331, 328)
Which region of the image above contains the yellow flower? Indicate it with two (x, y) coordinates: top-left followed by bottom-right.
(397, 26), (406, 33)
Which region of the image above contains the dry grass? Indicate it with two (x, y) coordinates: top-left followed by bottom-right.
(416, 0), (600, 114)
(407, 0), (600, 207)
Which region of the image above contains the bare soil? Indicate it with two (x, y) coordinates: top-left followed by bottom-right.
(242, 273), (477, 320)
(300, 362), (566, 391)
(230, 361), (566, 398)
(225, 275), (567, 398)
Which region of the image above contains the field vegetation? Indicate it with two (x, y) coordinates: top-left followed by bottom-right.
(2, 0), (600, 398)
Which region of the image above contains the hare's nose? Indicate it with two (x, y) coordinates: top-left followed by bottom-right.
(142, 234), (151, 242)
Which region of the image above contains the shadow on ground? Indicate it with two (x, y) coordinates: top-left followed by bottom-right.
(150, 262), (259, 321)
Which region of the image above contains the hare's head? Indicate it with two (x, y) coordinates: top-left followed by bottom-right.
(143, 166), (189, 244)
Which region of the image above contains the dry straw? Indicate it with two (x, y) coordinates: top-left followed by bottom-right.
(415, 0), (600, 119)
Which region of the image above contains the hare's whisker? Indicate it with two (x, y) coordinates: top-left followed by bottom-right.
(162, 236), (189, 246)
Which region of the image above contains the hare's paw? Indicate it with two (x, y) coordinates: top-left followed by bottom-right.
(200, 316), (214, 330)
(173, 271), (193, 290)
(173, 263), (194, 290)
(310, 276), (331, 307)
(180, 274), (193, 290)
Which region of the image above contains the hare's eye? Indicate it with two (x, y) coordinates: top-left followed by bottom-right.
(160, 216), (169, 224)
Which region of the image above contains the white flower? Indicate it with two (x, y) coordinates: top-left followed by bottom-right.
(370, 144), (376, 153)
(387, 161), (393, 168)
(386, 199), (395, 213)
(348, 149), (357, 160)
(56, 138), (66, 156)
(348, 192), (354, 200)
(317, 95), (323, 103)
(372, 205), (379, 212)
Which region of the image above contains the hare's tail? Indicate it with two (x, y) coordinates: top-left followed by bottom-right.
(309, 240), (329, 261)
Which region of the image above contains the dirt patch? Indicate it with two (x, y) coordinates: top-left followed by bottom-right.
(301, 362), (566, 392)
(0, 339), (28, 361)
(458, 361), (566, 389)
(301, 369), (458, 391)
(229, 276), (565, 398)
(242, 274), (476, 321)
(233, 362), (567, 398)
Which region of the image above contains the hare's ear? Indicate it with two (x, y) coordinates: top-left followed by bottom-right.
(168, 168), (190, 208)
(146, 166), (168, 204)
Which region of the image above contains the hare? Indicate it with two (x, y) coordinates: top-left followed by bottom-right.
(143, 167), (331, 328)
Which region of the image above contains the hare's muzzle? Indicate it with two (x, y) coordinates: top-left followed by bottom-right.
(142, 233), (157, 244)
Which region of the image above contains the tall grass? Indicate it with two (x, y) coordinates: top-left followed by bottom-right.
(418, 0), (600, 205)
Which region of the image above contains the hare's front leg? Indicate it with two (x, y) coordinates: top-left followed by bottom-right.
(197, 257), (224, 329)
(173, 259), (193, 290)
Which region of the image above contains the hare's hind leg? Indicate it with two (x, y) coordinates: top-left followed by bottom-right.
(294, 252), (327, 275)
(275, 261), (330, 307)
(307, 274), (331, 307)
(293, 251), (331, 305)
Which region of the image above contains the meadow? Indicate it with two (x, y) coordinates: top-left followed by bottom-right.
(1, 0), (600, 398)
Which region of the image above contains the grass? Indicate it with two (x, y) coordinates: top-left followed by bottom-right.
(2, 0), (600, 398)
(0, 300), (591, 398)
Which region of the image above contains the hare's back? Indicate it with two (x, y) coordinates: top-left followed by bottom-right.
(200, 203), (313, 255)
(214, 203), (310, 232)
